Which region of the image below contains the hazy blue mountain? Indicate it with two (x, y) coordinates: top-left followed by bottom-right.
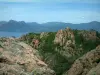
(0, 21), (7, 26)
(43, 21), (100, 31)
(0, 20), (100, 32)
(0, 20), (42, 32)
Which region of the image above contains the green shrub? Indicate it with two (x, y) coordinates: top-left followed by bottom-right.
(22, 32), (40, 45)
(0, 44), (2, 48)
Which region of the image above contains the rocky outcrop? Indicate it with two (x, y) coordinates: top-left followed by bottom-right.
(63, 45), (100, 75)
(78, 30), (97, 41)
(86, 63), (100, 75)
(54, 27), (75, 46)
(32, 39), (39, 49)
(54, 27), (76, 58)
(40, 32), (48, 39)
(0, 38), (55, 75)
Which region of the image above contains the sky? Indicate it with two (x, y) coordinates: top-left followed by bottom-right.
(0, 0), (100, 23)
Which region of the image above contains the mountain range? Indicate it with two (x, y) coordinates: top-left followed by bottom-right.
(0, 20), (100, 32)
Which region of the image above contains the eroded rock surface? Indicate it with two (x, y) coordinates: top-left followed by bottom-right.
(0, 38), (55, 75)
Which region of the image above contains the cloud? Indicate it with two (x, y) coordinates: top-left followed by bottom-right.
(0, 0), (100, 3)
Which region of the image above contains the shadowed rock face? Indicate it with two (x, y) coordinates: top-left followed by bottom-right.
(63, 45), (100, 75)
(0, 38), (55, 75)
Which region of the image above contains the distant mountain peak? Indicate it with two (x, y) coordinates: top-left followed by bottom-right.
(9, 20), (18, 23)
(19, 21), (26, 23)
(89, 21), (100, 24)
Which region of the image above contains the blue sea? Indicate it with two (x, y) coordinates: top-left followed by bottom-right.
(0, 32), (27, 37)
